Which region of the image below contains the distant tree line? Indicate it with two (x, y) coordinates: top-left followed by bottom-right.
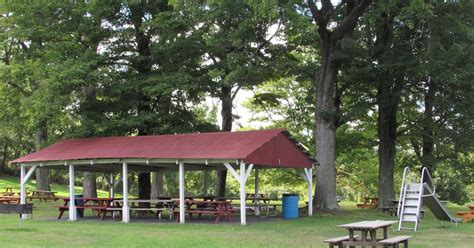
(0, 1), (472, 208)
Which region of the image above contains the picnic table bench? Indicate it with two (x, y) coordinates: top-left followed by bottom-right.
(174, 200), (233, 224)
(379, 235), (411, 248)
(324, 235), (359, 248)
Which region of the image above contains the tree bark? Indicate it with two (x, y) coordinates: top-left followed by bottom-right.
(314, 40), (339, 211)
(421, 79), (435, 171)
(81, 84), (98, 197)
(307, 0), (372, 212)
(151, 171), (164, 198)
(131, 5), (153, 202)
(35, 119), (50, 191)
(82, 172), (97, 198)
(372, 7), (402, 209)
(216, 85), (233, 197)
(1, 139), (8, 174)
(377, 85), (399, 208)
(138, 172), (151, 200)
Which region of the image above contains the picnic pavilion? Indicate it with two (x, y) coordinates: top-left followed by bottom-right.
(13, 129), (316, 225)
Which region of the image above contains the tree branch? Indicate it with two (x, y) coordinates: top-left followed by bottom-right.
(331, 0), (372, 43)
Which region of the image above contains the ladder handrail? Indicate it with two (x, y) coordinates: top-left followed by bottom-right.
(397, 167), (410, 217)
(421, 167), (436, 197)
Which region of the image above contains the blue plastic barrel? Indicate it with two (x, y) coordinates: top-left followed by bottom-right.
(282, 193), (299, 219)
(74, 194), (84, 218)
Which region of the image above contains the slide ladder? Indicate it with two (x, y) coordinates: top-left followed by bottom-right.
(397, 167), (462, 231)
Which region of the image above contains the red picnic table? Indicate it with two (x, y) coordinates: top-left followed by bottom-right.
(174, 199), (233, 224)
(57, 197), (114, 220)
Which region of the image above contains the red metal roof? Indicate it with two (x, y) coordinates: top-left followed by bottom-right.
(13, 129), (314, 168)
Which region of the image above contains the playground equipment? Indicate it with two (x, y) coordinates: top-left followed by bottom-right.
(397, 167), (462, 231)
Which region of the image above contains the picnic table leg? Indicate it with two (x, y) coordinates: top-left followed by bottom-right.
(348, 229), (355, 248)
(383, 227), (388, 239)
(361, 230), (367, 248)
(58, 210), (64, 219)
(370, 230), (377, 248)
(175, 212), (180, 223)
(214, 214), (219, 224)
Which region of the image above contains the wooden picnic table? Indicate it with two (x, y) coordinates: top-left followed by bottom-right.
(457, 204), (474, 223)
(30, 190), (59, 201)
(4, 187), (13, 193)
(216, 195), (281, 217)
(381, 199), (399, 216)
(0, 196), (20, 204)
(357, 197), (378, 209)
(174, 199), (233, 224)
(1, 191), (16, 197)
(338, 220), (397, 247)
(58, 197), (114, 220)
(113, 199), (176, 220)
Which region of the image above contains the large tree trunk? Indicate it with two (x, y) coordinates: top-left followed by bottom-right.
(314, 40), (339, 211)
(138, 172), (151, 200)
(82, 172), (97, 198)
(421, 79), (435, 171)
(1, 140), (8, 174)
(308, 0), (372, 212)
(377, 87), (398, 208)
(82, 84), (98, 197)
(35, 120), (50, 191)
(216, 85), (233, 197)
(131, 5), (153, 202)
(151, 171), (164, 198)
(372, 7), (402, 209)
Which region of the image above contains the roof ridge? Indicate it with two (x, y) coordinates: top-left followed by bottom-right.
(58, 128), (285, 142)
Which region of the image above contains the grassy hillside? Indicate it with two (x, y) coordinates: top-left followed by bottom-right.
(0, 175), (111, 197)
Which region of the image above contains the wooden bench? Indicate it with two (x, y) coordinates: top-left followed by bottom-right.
(379, 236), (411, 248)
(323, 235), (358, 248)
(175, 208), (232, 224)
(457, 211), (474, 223)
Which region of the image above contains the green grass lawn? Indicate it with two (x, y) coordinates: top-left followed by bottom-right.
(0, 176), (473, 247)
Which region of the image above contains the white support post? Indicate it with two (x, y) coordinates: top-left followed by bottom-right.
(122, 162), (130, 223)
(223, 162), (252, 225)
(179, 162), (185, 224)
(254, 168), (259, 216)
(203, 168), (209, 196)
(304, 168), (313, 217)
(68, 164), (77, 221)
(20, 164), (26, 204)
(109, 173), (115, 199)
(20, 164), (37, 219)
(240, 162), (246, 225)
(20, 164), (26, 219)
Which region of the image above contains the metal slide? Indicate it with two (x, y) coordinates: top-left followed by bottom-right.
(422, 183), (462, 223)
(398, 167), (461, 231)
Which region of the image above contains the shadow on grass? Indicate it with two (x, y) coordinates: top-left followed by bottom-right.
(3, 227), (37, 232)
